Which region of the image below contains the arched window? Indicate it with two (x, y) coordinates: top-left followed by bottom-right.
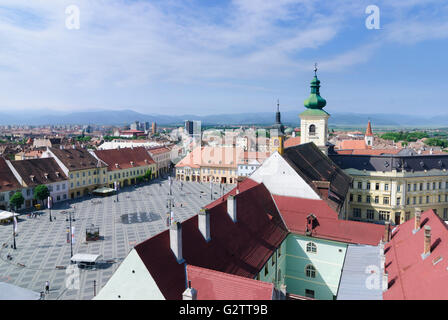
(309, 124), (316, 136)
(306, 242), (317, 253)
(305, 264), (316, 278)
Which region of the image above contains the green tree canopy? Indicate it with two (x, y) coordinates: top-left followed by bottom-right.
(33, 185), (50, 203)
(425, 138), (448, 148)
(9, 191), (24, 211)
(380, 131), (429, 143)
(143, 169), (152, 181)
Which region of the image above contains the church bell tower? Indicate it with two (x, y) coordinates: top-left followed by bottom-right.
(299, 64), (330, 155)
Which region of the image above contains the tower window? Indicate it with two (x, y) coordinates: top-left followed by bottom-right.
(309, 124), (316, 136)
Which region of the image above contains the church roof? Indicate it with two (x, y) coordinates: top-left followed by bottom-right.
(283, 143), (353, 212)
(365, 121), (373, 136)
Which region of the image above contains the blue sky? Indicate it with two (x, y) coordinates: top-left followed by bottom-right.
(0, 0), (447, 116)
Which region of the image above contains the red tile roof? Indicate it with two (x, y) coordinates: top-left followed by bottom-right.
(176, 146), (244, 169)
(134, 179), (288, 300)
(384, 210), (448, 300)
(0, 158), (21, 192)
(148, 146), (171, 155)
(10, 158), (68, 186)
(340, 140), (368, 150)
(49, 147), (106, 170)
(273, 195), (384, 246)
(334, 148), (402, 155)
(93, 147), (155, 171)
(284, 137), (301, 148)
(186, 265), (274, 300)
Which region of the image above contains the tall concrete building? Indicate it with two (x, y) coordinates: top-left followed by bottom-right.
(151, 122), (157, 135)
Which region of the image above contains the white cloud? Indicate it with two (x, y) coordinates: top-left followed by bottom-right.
(0, 0), (447, 112)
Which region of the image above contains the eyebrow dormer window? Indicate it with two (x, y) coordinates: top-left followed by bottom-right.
(306, 242), (317, 254)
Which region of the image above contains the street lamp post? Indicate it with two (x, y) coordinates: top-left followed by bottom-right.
(114, 181), (119, 202)
(210, 179), (213, 200)
(48, 196), (52, 222)
(12, 210), (16, 250)
(93, 280), (96, 297)
(166, 197), (175, 226)
(66, 210), (76, 258)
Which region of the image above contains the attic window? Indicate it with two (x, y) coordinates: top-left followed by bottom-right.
(384, 161), (389, 168)
(420, 161), (425, 168)
(30, 175), (35, 182)
(44, 173), (49, 179)
(433, 256), (443, 266)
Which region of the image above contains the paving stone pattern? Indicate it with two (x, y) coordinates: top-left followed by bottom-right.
(0, 177), (232, 300)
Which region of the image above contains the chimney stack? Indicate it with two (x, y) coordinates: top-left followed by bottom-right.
(170, 221), (183, 263)
(414, 210), (421, 233)
(198, 208), (211, 242)
(383, 221), (391, 242)
(182, 281), (197, 300)
(423, 225), (431, 257)
(227, 195), (237, 223)
(382, 273), (388, 292)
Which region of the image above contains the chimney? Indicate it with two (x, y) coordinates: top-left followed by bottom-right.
(198, 208), (211, 242)
(170, 221), (183, 263)
(383, 221), (391, 242)
(423, 225), (431, 257)
(227, 195), (237, 222)
(382, 273), (388, 292)
(182, 281), (197, 300)
(413, 211), (421, 233)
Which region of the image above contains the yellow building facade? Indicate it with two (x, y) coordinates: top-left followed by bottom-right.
(335, 161), (448, 224)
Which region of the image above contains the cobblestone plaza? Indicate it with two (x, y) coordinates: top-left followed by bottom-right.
(0, 177), (233, 300)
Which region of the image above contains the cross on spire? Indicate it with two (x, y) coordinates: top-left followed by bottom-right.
(314, 62), (318, 76)
(277, 99), (280, 112)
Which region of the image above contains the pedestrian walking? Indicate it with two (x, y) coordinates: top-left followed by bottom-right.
(45, 281), (50, 294)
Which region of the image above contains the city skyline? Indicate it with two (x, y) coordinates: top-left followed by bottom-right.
(0, 0), (447, 116)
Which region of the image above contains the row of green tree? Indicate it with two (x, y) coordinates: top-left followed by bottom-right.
(380, 131), (429, 142)
(76, 135), (92, 142)
(425, 138), (448, 148)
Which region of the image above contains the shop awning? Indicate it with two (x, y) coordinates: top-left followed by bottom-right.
(0, 211), (19, 221)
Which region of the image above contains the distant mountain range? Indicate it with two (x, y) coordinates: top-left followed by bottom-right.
(1, 109), (447, 128)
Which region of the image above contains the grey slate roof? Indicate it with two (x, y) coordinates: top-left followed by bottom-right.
(329, 153), (448, 172)
(337, 244), (383, 300)
(283, 143), (353, 213)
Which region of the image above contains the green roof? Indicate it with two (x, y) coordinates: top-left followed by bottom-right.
(300, 109), (330, 117)
(304, 75), (327, 110)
